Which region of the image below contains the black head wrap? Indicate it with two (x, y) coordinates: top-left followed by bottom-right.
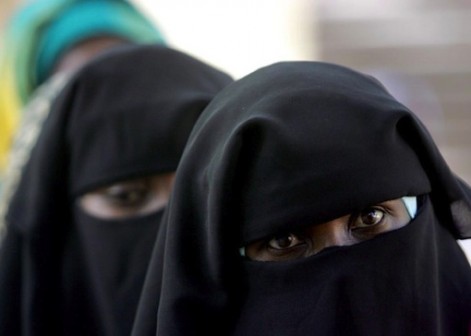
(132, 62), (471, 335)
(0, 45), (233, 335)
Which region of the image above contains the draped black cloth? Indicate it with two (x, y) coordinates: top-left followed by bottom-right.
(132, 62), (471, 335)
(0, 45), (233, 335)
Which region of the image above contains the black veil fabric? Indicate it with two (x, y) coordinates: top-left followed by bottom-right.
(132, 62), (471, 335)
(0, 45), (233, 335)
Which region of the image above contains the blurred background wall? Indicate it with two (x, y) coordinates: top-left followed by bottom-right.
(133, 0), (318, 78)
(0, 0), (16, 26)
(1, 0), (470, 258)
(317, 0), (471, 184)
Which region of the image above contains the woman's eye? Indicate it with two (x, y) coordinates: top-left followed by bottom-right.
(267, 233), (304, 250)
(351, 207), (385, 229)
(104, 183), (149, 207)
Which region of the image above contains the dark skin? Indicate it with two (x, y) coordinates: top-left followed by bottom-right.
(245, 198), (412, 262)
(52, 36), (128, 76)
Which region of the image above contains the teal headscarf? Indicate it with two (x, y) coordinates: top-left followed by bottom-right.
(35, 0), (165, 87)
(2, 0), (165, 105)
(0, 0), (164, 171)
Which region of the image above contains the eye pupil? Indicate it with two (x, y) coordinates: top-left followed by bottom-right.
(361, 209), (383, 226)
(123, 190), (142, 202)
(106, 184), (148, 206)
(274, 235), (294, 248)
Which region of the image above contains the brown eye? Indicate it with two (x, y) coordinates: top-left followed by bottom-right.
(351, 208), (385, 229)
(79, 173), (175, 219)
(267, 234), (303, 250)
(104, 182), (150, 207)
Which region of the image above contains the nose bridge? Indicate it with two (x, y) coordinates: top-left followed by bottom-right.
(310, 216), (350, 252)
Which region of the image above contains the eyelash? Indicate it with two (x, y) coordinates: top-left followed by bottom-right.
(349, 207), (387, 230)
(103, 184), (151, 207)
(266, 232), (305, 251)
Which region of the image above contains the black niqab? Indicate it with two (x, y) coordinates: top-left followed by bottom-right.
(0, 45), (233, 335)
(132, 62), (471, 335)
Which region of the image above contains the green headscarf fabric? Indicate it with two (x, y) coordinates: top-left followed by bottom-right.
(0, 0), (165, 172)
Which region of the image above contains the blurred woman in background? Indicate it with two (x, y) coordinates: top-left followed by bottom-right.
(0, 0), (164, 204)
(0, 45), (233, 335)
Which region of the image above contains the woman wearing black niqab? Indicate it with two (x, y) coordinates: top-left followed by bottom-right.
(0, 45), (233, 335)
(132, 62), (471, 335)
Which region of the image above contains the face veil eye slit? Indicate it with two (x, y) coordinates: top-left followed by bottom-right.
(78, 173), (176, 219)
(242, 197), (417, 262)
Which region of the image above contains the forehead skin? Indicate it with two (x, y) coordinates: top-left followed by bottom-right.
(52, 36), (128, 76)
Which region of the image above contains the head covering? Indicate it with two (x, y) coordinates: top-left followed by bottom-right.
(0, 0), (164, 173)
(0, 45), (233, 335)
(132, 62), (471, 335)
